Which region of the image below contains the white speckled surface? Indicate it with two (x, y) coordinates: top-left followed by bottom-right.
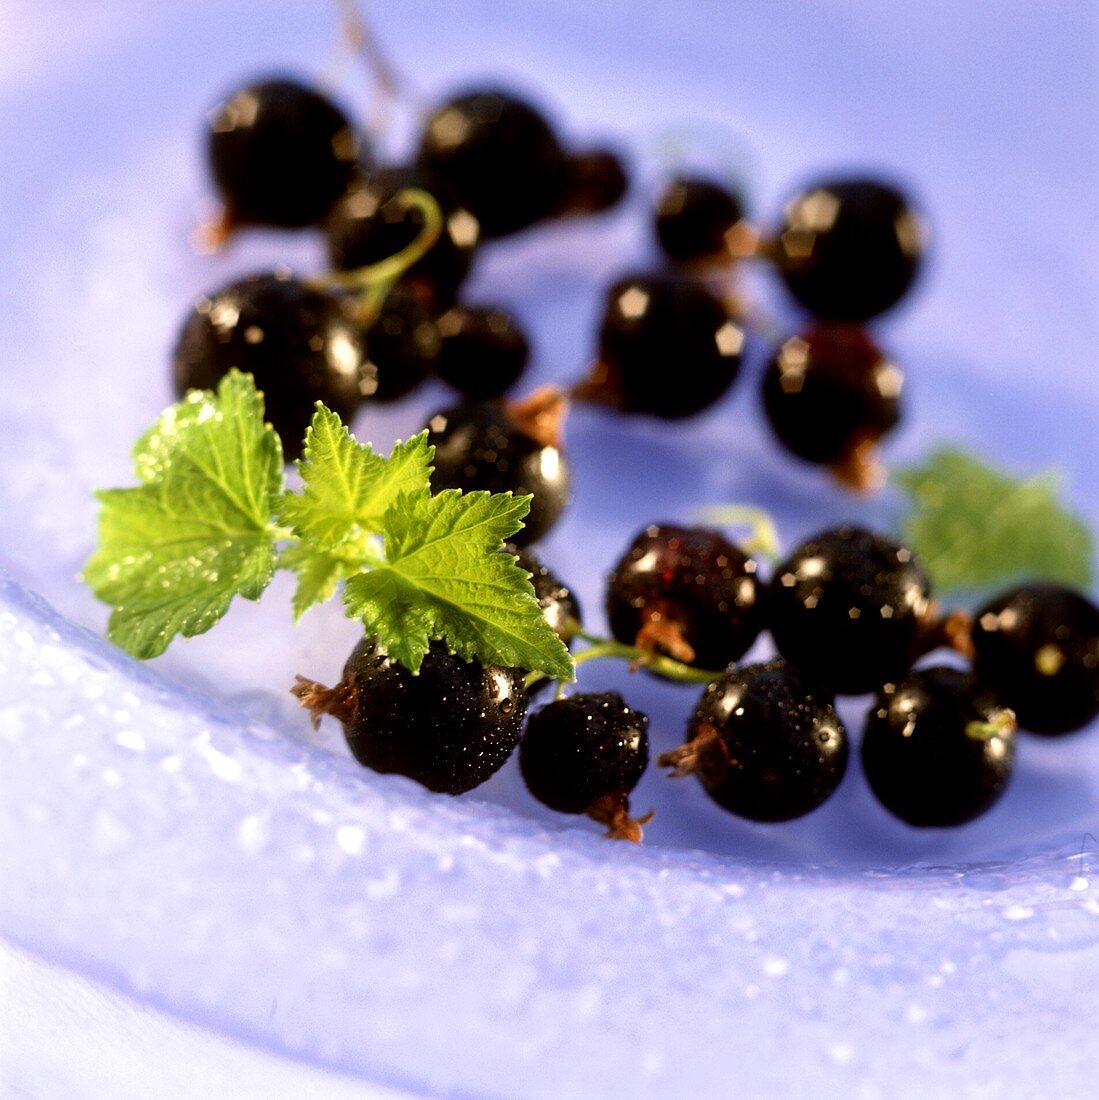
(2, 1), (1098, 1095)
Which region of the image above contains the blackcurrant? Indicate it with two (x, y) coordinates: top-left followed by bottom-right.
(434, 305), (529, 399)
(579, 273), (744, 418)
(325, 165), (479, 307)
(558, 148), (629, 215)
(660, 660), (847, 822)
(862, 666), (1016, 827)
(171, 272), (364, 460)
(605, 524), (765, 671)
(425, 389), (571, 548)
(772, 178), (925, 321)
(654, 175), (744, 264)
(293, 637), (527, 795)
(761, 324), (903, 489)
(207, 77), (361, 230)
(360, 286), (440, 403)
(769, 526), (933, 695)
(509, 545), (582, 645)
(415, 88), (569, 239)
(520, 692), (650, 841)
(971, 584), (1099, 736)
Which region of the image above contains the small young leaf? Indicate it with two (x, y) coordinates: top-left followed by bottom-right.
(344, 489), (574, 679)
(84, 371), (284, 658)
(278, 411), (433, 550)
(896, 447), (1094, 595)
(278, 543), (363, 621)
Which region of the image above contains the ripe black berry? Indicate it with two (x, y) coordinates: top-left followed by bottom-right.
(971, 584), (1099, 736)
(520, 692), (650, 841)
(761, 325), (903, 490)
(660, 660), (847, 822)
(605, 524), (765, 670)
(294, 637), (527, 795)
(654, 175), (744, 264)
(769, 526), (933, 695)
(360, 286), (440, 403)
(425, 389), (571, 548)
(415, 88), (569, 239)
(325, 165), (479, 307)
(433, 305), (530, 400)
(171, 272), (364, 460)
(862, 666), (1016, 826)
(207, 78), (361, 230)
(580, 273), (744, 418)
(510, 545), (582, 645)
(773, 178), (925, 321)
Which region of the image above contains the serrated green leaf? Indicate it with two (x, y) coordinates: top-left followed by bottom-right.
(896, 447), (1094, 595)
(278, 542), (362, 620)
(343, 489), (574, 679)
(278, 412), (433, 550)
(84, 371), (283, 658)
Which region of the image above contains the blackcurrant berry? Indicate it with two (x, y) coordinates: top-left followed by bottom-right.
(171, 272), (364, 460)
(862, 666), (1016, 827)
(360, 286), (441, 403)
(769, 526), (933, 695)
(325, 165), (480, 307)
(509, 545), (582, 645)
(415, 88), (569, 239)
(558, 148), (629, 215)
(579, 273), (744, 418)
(294, 637), (527, 795)
(605, 524), (765, 671)
(761, 324), (903, 490)
(425, 389), (571, 548)
(660, 660), (847, 822)
(434, 305), (529, 400)
(971, 584), (1099, 736)
(654, 175), (744, 264)
(520, 692), (650, 841)
(773, 178), (925, 321)
(207, 78), (361, 230)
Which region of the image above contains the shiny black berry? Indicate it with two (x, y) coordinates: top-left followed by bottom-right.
(654, 175), (744, 263)
(661, 660), (847, 822)
(295, 637), (527, 795)
(558, 148), (629, 215)
(605, 524), (765, 671)
(769, 526), (932, 695)
(434, 305), (529, 399)
(971, 584), (1099, 736)
(171, 272), (364, 460)
(773, 178), (925, 321)
(207, 78), (361, 229)
(520, 692), (650, 840)
(425, 390), (570, 548)
(762, 325), (903, 488)
(510, 545), (582, 645)
(416, 88), (569, 239)
(325, 165), (480, 307)
(360, 286), (440, 403)
(862, 667), (1016, 826)
(581, 273), (744, 418)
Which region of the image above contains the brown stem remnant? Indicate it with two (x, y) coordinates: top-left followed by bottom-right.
(586, 790), (654, 844)
(505, 385), (570, 451)
(633, 600), (696, 666)
(290, 674), (359, 730)
(830, 434), (886, 494)
(657, 720), (725, 779)
(569, 360), (620, 410)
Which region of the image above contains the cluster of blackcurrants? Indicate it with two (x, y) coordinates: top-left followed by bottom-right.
(172, 73), (1097, 842)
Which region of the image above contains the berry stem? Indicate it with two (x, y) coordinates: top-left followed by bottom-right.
(693, 504), (780, 561)
(314, 188), (443, 324)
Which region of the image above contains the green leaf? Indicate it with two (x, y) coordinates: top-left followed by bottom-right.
(278, 542), (363, 621)
(344, 489), (574, 679)
(278, 411), (433, 550)
(84, 371), (284, 658)
(896, 447), (1094, 595)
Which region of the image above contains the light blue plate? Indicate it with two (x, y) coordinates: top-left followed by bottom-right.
(3, 1), (1098, 1094)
